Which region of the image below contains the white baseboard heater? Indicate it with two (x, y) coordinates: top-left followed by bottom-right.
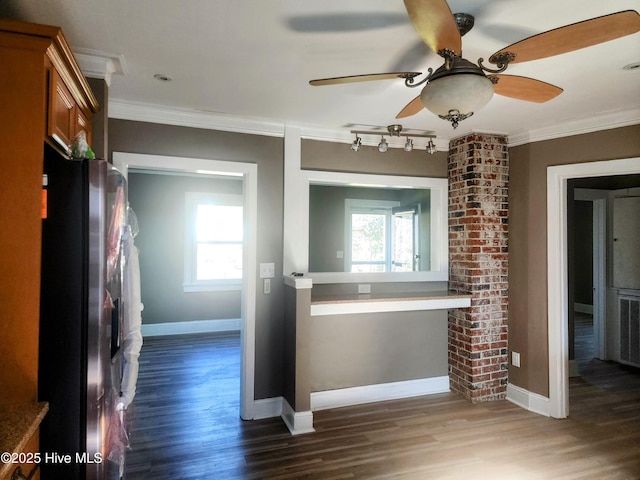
(620, 295), (640, 367)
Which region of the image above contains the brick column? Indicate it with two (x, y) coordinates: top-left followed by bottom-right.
(447, 133), (509, 402)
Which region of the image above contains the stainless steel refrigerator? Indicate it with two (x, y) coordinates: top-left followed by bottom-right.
(39, 144), (127, 480)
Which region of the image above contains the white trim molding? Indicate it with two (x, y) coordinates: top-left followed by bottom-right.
(508, 108), (640, 147)
(252, 397), (283, 421)
(110, 100), (285, 137)
(310, 296), (471, 316)
(281, 399), (316, 435)
(73, 47), (126, 87)
(547, 157), (640, 419)
(287, 168), (450, 283)
(310, 376), (450, 412)
(141, 319), (240, 337)
(506, 383), (550, 417)
(108, 98), (638, 149)
(112, 152), (258, 421)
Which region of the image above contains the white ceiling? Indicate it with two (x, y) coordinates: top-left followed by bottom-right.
(2, 0), (639, 145)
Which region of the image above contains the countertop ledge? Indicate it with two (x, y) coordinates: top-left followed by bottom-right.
(0, 401), (48, 477)
(310, 291), (472, 316)
(311, 291), (472, 305)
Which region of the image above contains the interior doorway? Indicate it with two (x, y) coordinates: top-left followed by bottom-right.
(571, 190), (607, 370)
(547, 157), (640, 419)
(113, 152), (258, 420)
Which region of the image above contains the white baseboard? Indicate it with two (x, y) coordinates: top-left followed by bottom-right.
(252, 397), (283, 420)
(141, 318), (241, 337)
(281, 399), (315, 435)
(310, 376), (450, 412)
(506, 383), (550, 417)
(574, 303), (593, 314)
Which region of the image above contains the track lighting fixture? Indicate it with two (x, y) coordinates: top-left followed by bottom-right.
(351, 135), (362, 152)
(349, 124), (436, 155)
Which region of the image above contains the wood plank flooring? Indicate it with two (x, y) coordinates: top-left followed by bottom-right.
(125, 331), (640, 479)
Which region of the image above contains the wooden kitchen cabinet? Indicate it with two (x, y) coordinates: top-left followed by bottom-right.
(48, 66), (76, 152)
(47, 53), (95, 153)
(0, 17), (98, 466)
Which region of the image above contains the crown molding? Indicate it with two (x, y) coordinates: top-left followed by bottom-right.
(109, 100), (287, 137)
(508, 107), (640, 147)
(107, 99), (639, 149)
(73, 47), (126, 87)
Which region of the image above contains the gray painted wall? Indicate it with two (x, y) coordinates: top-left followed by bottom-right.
(309, 310), (448, 391)
(127, 172), (243, 325)
(108, 119), (450, 401)
(109, 118), (285, 400)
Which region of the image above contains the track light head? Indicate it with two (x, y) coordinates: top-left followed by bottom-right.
(351, 135), (362, 152)
(378, 137), (388, 153)
(426, 139), (437, 155)
(404, 137), (413, 152)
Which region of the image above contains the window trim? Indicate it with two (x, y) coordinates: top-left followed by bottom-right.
(184, 191), (244, 292)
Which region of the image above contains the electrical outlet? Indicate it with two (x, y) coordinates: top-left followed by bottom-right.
(259, 262), (275, 279)
(358, 284), (371, 294)
(512, 351), (521, 368)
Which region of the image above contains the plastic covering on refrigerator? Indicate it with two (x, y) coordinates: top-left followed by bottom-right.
(119, 206), (143, 408)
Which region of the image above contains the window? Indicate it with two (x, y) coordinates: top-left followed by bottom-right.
(345, 199), (420, 273)
(184, 192), (243, 292)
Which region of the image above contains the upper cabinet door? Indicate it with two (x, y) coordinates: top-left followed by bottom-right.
(48, 66), (75, 154)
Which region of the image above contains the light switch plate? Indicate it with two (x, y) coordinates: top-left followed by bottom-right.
(259, 262), (275, 279)
(358, 284), (371, 294)
(512, 351), (521, 368)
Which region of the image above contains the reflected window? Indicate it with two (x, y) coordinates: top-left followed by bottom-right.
(345, 199), (399, 272)
(392, 205), (419, 272)
(184, 192), (243, 291)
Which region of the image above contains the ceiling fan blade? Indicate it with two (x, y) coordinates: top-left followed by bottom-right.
(309, 72), (421, 86)
(493, 74), (563, 103)
(404, 0), (461, 56)
(489, 10), (640, 64)
(396, 95), (424, 118)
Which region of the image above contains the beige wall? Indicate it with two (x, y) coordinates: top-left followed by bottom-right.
(109, 118), (285, 400)
(108, 117), (640, 403)
(508, 124), (640, 396)
(302, 138), (448, 178)
(310, 310), (448, 391)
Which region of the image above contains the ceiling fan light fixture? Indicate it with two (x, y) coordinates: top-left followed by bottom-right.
(419, 57), (494, 128)
(420, 73), (494, 128)
(378, 137), (389, 153)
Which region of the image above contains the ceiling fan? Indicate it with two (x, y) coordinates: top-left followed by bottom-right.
(309, 0), (640, 128)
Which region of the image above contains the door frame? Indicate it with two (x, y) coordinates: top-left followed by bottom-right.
(113, 152), (258, 420)
(547, 157), (640, 418)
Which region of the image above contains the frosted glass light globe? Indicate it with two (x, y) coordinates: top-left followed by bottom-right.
(420, 73), (494, 118)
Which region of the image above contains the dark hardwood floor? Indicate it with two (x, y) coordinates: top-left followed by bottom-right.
(125, 329), (640, 479)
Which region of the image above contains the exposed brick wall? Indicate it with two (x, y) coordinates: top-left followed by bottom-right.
(448, 133), (509, 402)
